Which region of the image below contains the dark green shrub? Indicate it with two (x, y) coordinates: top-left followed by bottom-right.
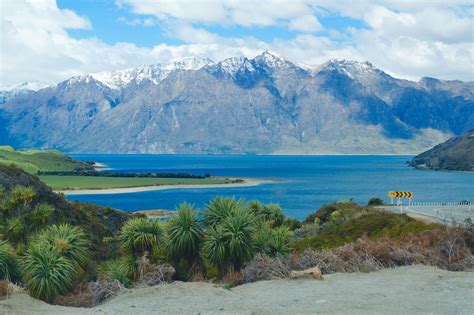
(368, 197), (385, 206)
(284, 217), (302, 231)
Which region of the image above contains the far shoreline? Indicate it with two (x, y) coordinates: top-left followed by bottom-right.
(58, 177), (276, 195)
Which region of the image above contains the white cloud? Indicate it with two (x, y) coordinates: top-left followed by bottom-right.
(288, 15), (323, 33)
(1, 0), (473, 86)
(116, 16), (158, 27)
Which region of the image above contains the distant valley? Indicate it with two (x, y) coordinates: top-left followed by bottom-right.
(1, 51), (473, 154)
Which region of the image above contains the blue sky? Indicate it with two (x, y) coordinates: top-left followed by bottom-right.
(2, 0), (473, 86)
(56, 0), (368, 47)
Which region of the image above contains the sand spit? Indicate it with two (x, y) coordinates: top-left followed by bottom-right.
(1, 265), (473, 314)
(58, 178), (274, 195)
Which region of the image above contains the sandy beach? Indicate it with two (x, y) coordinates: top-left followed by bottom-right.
(93, 162), (112, 171)
(1, 265), (472, 314)
(58, 178), (274, 195)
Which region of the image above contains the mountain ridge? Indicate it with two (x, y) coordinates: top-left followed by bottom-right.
(1, 51), (473, 154)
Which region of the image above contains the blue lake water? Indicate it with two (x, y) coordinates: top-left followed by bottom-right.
(68, 155), (474, 220)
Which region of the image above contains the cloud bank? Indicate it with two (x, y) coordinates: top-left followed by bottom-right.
(1, 0), (472, 86)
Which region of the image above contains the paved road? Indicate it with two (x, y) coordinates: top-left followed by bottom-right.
(384, 204), (473, 223)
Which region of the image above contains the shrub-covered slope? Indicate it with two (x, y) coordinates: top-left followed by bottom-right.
(0, 164), (132, 258)
(409, 129), (474, 171)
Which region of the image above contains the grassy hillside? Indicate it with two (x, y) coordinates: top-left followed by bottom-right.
(0, 146), (93, 174)
(39, 175), (234, 190)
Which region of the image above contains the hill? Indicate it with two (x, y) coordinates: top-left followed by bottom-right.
(0, 146), (94, 174)
(0, 164), (133, 259)
(409, 130), (474, 171)
(1, 52), (473, 154)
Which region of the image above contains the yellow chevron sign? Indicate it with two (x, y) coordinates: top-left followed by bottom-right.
(389, 191), (413, 198)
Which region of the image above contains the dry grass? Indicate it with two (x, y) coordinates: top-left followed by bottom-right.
(136, 263), (175, 287)
(53, 280), (125, 308)
(242, 254), (290, 283)
(289, 225), (473, 274)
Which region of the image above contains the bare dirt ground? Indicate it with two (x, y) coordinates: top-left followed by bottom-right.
(1, 265), (473, 315)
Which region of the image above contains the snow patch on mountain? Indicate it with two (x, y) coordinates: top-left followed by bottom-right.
(68, 57), (215, 90)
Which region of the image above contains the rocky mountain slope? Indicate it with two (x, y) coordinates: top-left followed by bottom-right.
(1, 52), (473, 154)
(0, 81), (49, 104)
(409, 130), (474, 171)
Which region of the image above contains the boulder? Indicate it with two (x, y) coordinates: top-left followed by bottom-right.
(290, 267), (322, 280)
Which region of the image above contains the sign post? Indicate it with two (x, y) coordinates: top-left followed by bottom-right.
(388, 191), (414, 213)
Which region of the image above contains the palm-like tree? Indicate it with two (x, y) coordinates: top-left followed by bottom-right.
(201, 226), (227, 273)
(202, 207), (254, 273)
(0, 240), (19, 282)
(35, 224), (89, 269)
(119, 218), (163, 257)
(166, 203), (202, 264)
(204, 197), (244, 227)
(20, 243), (76, 302)
(247, 200), (283, 227)
(223, 208), (254, 270)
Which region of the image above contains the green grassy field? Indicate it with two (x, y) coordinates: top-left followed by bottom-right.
(0, 146), (93, 174)
(39, 175), (234, 190)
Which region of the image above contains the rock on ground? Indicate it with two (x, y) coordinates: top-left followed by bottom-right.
(1, 265), (473, 315)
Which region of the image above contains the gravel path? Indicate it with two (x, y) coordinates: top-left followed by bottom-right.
(1, 265), (473, 314)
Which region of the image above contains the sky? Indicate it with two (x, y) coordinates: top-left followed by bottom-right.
(1, 0), (473, 87)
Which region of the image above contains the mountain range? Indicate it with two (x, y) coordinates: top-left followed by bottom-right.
(0, 51), (473, 154)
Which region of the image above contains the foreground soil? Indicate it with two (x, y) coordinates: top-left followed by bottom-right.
(1, 266), (473, 315)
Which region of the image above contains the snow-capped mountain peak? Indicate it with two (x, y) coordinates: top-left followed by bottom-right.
(78, 57), (215, 90)
(254, 50), (292, 68)
(1, 81), (50, 92)
(318, 59), (378, 79)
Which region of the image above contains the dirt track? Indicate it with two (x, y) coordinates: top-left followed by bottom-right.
(1, 265), (473, 314)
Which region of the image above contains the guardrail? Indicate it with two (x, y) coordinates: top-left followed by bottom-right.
(384, 201), (473, 223)
(410, 201), (472, 207)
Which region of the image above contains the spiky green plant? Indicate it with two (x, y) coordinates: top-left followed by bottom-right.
(31, 204), (54, 227)
(204, 197), (244, 227)
(6, 217), (25, 243)
(252, 221), (273, 255)
(98, 259), (132, 287)
(119, 218), (163, 256)
(20, 243), (76, 302)
(248, 201), (283, 227)
(223, 208), (254, 269)
(10, 185), (36, 207)
(268, 226), (292, 256)
(201, 226), (228, 272)
(120, 254), (141, 281)
(0, 240), (19, 282)
(35, 224), (89, 269)
(166, 203), (202, 264)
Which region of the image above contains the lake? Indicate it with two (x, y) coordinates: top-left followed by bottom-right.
(68, 155), (474, 220)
